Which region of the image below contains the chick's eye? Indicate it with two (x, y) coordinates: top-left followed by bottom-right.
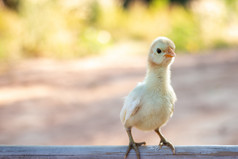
(156, 48), (162, 54)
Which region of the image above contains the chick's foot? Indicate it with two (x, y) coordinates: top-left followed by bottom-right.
(124, 128), (146, 159)
(159, 138), (175, 154)
(155, 129), (175, 154)
(124, 141), (146, 159)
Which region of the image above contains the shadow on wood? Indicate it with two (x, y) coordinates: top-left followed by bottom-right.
(0, 145), (238, 159)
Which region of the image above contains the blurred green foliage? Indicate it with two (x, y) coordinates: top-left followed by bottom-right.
(0, 0), (238, 60)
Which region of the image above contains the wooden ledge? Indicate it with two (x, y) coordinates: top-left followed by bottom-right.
(0, 145), (238, 159)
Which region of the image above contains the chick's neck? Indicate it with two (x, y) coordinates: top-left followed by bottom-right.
(144, 63), (171, 93)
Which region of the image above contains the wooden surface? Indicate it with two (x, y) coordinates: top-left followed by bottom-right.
(0, 145), (238, 159)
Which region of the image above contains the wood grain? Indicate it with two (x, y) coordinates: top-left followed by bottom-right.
(0, 145), (238, 159)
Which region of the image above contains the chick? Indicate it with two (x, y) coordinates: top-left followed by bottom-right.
(120, 37), (177, 159)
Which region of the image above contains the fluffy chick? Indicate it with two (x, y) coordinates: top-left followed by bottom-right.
(120, 37), (177, 159)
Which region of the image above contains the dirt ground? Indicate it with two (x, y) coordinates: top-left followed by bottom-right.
(0, 47), (238, 146)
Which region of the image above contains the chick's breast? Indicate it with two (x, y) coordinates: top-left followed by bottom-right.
(133, 90), (175, 131)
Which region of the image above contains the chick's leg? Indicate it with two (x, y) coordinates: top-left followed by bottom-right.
(155, 129), (175, 154)
(124, 128), (146, 159)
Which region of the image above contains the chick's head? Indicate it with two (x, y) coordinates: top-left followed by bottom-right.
(148, 37), (176, 66)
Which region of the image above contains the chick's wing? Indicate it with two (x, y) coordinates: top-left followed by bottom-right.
(120, 82), (145, 124)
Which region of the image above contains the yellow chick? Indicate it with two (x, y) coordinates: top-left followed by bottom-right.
(120, 37), (177, 159)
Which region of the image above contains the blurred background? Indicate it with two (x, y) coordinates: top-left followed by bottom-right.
(0, 0), (238, 146)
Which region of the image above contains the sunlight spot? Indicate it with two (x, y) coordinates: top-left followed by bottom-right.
(97, 30), (111, 44)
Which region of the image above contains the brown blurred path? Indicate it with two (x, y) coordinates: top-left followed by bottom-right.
(0, 48), (238, 146)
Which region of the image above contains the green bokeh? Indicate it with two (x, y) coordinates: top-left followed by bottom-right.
(0, 0), (237, 60)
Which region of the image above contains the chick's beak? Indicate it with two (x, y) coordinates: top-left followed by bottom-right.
(164, 47), (176, 58)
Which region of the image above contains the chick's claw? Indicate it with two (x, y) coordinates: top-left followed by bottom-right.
(159, 139), (175, 154)
(124, 141), (146, 159)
